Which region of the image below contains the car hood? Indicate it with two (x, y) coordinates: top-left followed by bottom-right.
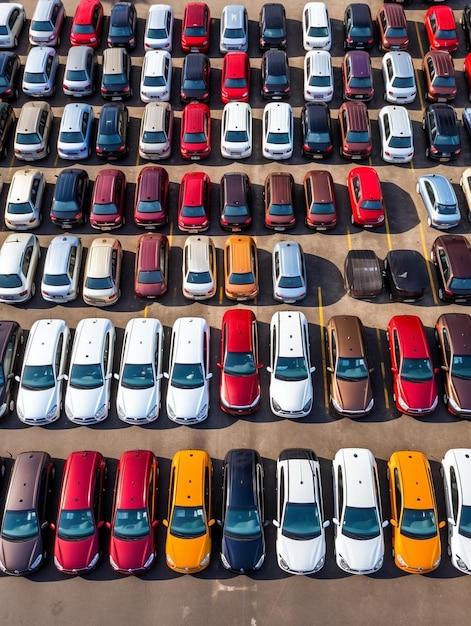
(450, 377), (471, 412)
(336, 531), (384, 573)
(395, 531), (440, 572)
(166, 532), (209, 571)
(54, 534), (98, 572)
(270, 377), (313, 413)
(222, 532), (265, 572)
(334, 377), (372, 414)
(399, 378), (437, 413)
(277, 532), (325, 573)
(17, 386), (58, 421)
(116, 385), (159, 420)
(450, 531), (471, 569)
(166, 383), (208, 420)
(66, 384), (106, 420)
(0, 536), (41, 574)
(220, 372), (260, 409)
(109, 534), (154, 573)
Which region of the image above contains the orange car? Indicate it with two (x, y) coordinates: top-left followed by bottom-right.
(224, 235), (258, 301)
(163, 450), (214, 573)
(388, 450), (445, 574)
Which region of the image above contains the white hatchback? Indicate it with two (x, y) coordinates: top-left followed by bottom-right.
(65, 317), (115, 424)
(57, 103), (94, 160)
(272, 241), (307, 303)
(5, 169), (45, 230)
(16, 318), (70, 425)
(302, 2), (332, 51)
(378, 105), (414, 163)
(262, 102), (293, 160)
(0, 233), (40, 304)
(304, 50), (334, 102)
(382, 51), (417, 104)
(140, 50), (172, 102)
(114, 317), (164, 424)
(22, 46), (59, 97)
(221, 102), (252, 159)
(182, 236), (217, 300)
(41, 234), (82, 303)
(144, 4), (174, 51)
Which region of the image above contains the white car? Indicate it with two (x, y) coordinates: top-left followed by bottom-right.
(29, 0), (65, 46)
(382, 51), (417, 104)
(22, 46), (59, 97)
(65, 317), (115, 424)
(267, 311), (315, 418)
(0, 233), (40, 304)
(378, 105), (414, 164)
(57, 103), (94, 160)
(182, 236), (217, 300)
(302, 2), (331, 51)
(219, 5), (248, 53)
(41, 234), (82, 303)
(304, 50), (333, 102)
(274, 449), (330, 574)
(114, 317), (164, 424)
(140, 50), (172, 102)
(262, 102), (293, 160)
(272, 241), (307, 303)
(144, 4), (174, 50)
(139, 102), (173, 160)
(164, 317), (212, 424)
(332, 448), (388, 575)
(459, 167), (471, 221)
(221, 102), (252, 159)
(441, 449), (471, 574)
(0, 3), (25, 48)
(16, 319), (69, 425)
(4, 169), (45, 230)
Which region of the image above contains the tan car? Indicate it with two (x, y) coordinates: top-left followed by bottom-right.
(14, 101), (53, 161)
(83, 237), (122, 307)
(326, 315), (373, 417)
(224, 235), (258, 301)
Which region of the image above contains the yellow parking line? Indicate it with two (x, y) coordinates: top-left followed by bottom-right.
(219, 286), (224, 303)
(144, 305), (148, 318)
(376, 327), (390, 410)
(384, 210), (393, 251)
(168, 222), (173, 246)
(346, 229), (352, 249)
(419, 221), (439, 305)
(317, 286), (329, 409)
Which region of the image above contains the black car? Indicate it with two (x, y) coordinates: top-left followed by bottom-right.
(220, 449), (266, 573)
(50, 168), (89, 227)
(96, 103), (129, 159)
(107, 1), (137, 49)
(220, 172), (252, 231)
(343, 3), (374, 50)
(462, 5), (471, 52)
(261, 49), (290, 99)
(301, 102), (333, 159)
(259, 3), (287, 50)
(432, 235), (471, 303)
(0, 321), (22, 417)
(0, 102), (15, 158)
(180, 53), (210, 103)
(423, 103), (461, 161)
(0, 52), (21, 102)
(383, 249), (428, 302)
(343, 249), (382, 298)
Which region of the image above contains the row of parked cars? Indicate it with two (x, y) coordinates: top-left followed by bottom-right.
(1, 446), (470, 577)
(1, 308), (471, 426)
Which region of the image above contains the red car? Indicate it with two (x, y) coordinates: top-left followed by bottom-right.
(464, 53), (471, 97)
(90, 168), (126, 230)
(133, 166), (169, 228)
(180, 102), (211, 160)
(134, 233), (169, 298)
(387, 315), (439, 416)
(181, 2), (210, 52)
(178, 171), (211, 232)
(107, 450), (159, 575)
(218, 309), (262, 415)
(221, 52), (250, 103)
(52, 451), (107, 575)
(70, 0), (104, 48)
(425, 6), (458, 53)
(347, 166), (385, 228)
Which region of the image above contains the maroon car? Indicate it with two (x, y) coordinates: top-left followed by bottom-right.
(304, 170), (337, 230)
(134, 233), (169, 298)
(133, 166), (169, 228)
(90, 168), (126, 230)
(342, 51), (374, 101)
(264, 172), (295, 230)
(339, 101), (372, 159)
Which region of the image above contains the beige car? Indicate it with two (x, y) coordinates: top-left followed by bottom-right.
(82, 237), (122, 307)
(14, 101), (53, 161)
(460, 167), (471, 221)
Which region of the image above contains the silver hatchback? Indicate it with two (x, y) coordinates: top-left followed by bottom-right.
(417, 174), (460, 230)
(22, 46), (59, 97)
(63, 45), (96, 97)
(272, 241), (307, 303)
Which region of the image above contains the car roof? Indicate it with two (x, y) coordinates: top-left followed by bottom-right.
(438, 313), (471, 357)
(224, 449), (260, 507)
(0, 321), (20, 359)
(305, 169), (334, 202)
(443, 449), (471, 505)
(72, 317), (114, 363)
(115, 450), (156, 510)
(265, 48), (286, 69)
(171, 449), (210, 507)
(222, 5), (245, 27)
(226, 235), (254, 272)
(44, 235), (80, 275)
(305, 2), (329, 25)
(138, 233), (166, 271)
(0, 4), (21, 20)
(390, 315), (428, 358)
(93, 168), (123, 202)
(185, 2), (208, 26)
(262, 3), (284, 22)
(344, 249), (383, 295)
(390, 450), (434, 510)
(329, 315), (365, 357)
(224, 51), (247, 75)
(342, 101), (369, 130)
(267, 172), (293, 203)
(122, 318), (162, 365)
(183, 102), (207, 131)
(224, 309), (255, 354)
(222, 172), (247, 205)
(143, 101), (168, 130)
(182, 171), (206, 202)
(386, 249), (428, 291)
(60, 451), (104, 510)
(278, 448), (318, 504)
(137, 165), (166, 199)
(33, 0), (61, 21)
(381, 105), (411, 135)
(0, 234), (36, 274)
(172, 317), (208, 364)
(184, 236), (212, 272)
(384, 50), (413, 76)
(347, 3), (372, 24)
(428, 103), (457, 132)
(100, 103), (122, 125)
(351, 166), (381, 195)
(265, 102), (292, 130)
(184, 52), (207, 77)
(6, 451), (51, 511)
(66, 44), (93, 69)
(62, 102), (90, 130)
(272, 310), (307, 357)
(24, 318), (67, 366)
(426, 50), (455, 76)
(25, 46), (54, 70)
(346, 50), (370, 75)
(380, 4), (407, 28)
(335, 448), (377, 508)
(274, 241), (303, 277)
(224, 102), (250, 129)
(143, 49), (169, 74)
(8, 169), (41, 203)
(420, 174), (456, 204)
(149, 4), (172, 25)
(436, 235), (471, 278)
(55, 168), (86, 200)
(111, 2), (132, 24)
(306, 49), (331, 75)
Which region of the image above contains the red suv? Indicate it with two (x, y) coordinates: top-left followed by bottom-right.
(339, 101), (372, 159)
(348, 167), (385, 227)
(180, 102), (211, 160)
(107, 450), (159, 575)
(178, 171), (211, 232)
(52, 451), (107, 575)
(221, 52), (250, 103)
(70, 0), (103, 48)
(425, 6), (458, 53)
(377, 5), (409, 51)
(90, 169), (126, 230)
(181, 2), (210, 52)
(134, 233), (169, 298)
(133, 166), (169, 228)
(422, 50), (456, 102)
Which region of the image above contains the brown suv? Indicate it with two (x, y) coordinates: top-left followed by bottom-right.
(0, 321), (22, 417)
(326, 315), (373, 417)
(342, 51), (374, 101)
(220, 172), (252, 231)
(422, 50), (456, 102)
(303, 170), (337, 230)
(377, 5), (409, 51)
(432, 235), (471, 303)
(0, 451), (54, 575)
(264, 172), (295, 230)
(435, 313), (471, 417)
(338, 101), (372, 159)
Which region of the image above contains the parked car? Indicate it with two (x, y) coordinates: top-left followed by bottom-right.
(0, 53), (21, 101)
(261, 49), (290, 100)
(177, 171), (210, 232)
(382, 51), (416, 104)
(220, 449), (266, 572)
(139, 102), (173, 161)
(416, 174), (460, 229)
(107, 2), (136, 49)
(423, 103), (461, 161)
(377, 4), (408, 51)
(343, 249), (383, 299)
(144, 4), (174, 51)
(422, 50), (456, 102)
(343, 3), (374, 50)
(220, 172), (252, 231)
(259, 3), (287, 50)
(180, 53), (210, 103)
(41, 234), (82, 302)
(114, 318), (164, 423)
(220, 102), (252, 159)
(180, 102), (211, 160)
(339, 101), (372, 160)
(95, 103), (129, 160)
(262, 102), (293, 160)
(302, 2), (332, 51)
(64, 317), (116, 424)
(89, 168), (126, 231)
(70, 0), (103, 48)
(182, 236), (216, 300)
(436, 314), (471, 417)
(100, 47), (131, 100)
(57, 102), (94, 160)
(220, 5), (248, 53)
(107, 450), (159, 574)
(425, 6), (458, 53)
(378, 105), (414, 164)
(29, 0), (65, 47)
(303, 169), (337, 230)
(303, 50), (333, 102)
(383, 250), (428, 302)
(133, 165), (169, 228)
(0, 3), (25, 48)
(181, 2), (210, 52)
(82, 238), (122, 307)
(341, 50), (373, 101)
(0, 321), (22, 417)
(460, 167), (471, 221)
(62, 45), (96, 97)
(14, 101), (53, 161)
(432, 235), (471, 303)
(301, 102), (333, 159)
(224, 235), (258, 301)
(264, 171), (295, 230)
(4, 168), (45, 230)
(50, 168), (89, 228)
(0, 233), (40, 304)
(462, 5), (471, 52)
(140, 50), (172, 103)
(134, 233), (169, 299)
(348, 166), (385, 227)
(272, 241), (307, 303)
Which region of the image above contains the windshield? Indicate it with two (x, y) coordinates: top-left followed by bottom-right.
(58, 509), (94, 540)
(171, 363), (204, 389)
(450, 277), (471, 292)
(459, 505), (471, 538)
(21, 364), (55, 391)
(24, 72), (47, 84)
(400, 357), (433, 382)
(275, 356), (308, 382)
(400, 508), (437, 540)
(2, 510), (38, 540)
(69, 363), (103, 389)
(224, 506), (261, 539)
(282, 502), (321, 540)
(392, 76), (414, 88)
(311, 202), (335, 215)
(278, 275), (303, 289)
(451, 355), (471, 379)
(224, 351), (256, 376)
(225, 130), (248, 143)
(341, 506), (380, 540)
(136, 200), (162, 214)
(121, 363), (154, 390)
(170, 505), (206, 538)
(113, 509), (150, 540)
(335, 357), (368, 381)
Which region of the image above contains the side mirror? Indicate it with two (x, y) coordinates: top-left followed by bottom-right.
(41, 521), (48, 530)
(434, 367), (440, 375)
(63, 374), (68, 381)
(57, 374), (65, 381)
(217, 519), (223, 527)
(391, 367), (398, 374)
(439, 520), (446, 529)
(97, 520), (105, 529)
(257, 363), (264, 369)
(162, 519), (169, 527)
(326, 366), (334, 373)
(266, 366), (273, 374)
(49, 522), (56, 531)
(208, 519), (216, 527)
(272, 519), (280, 528)
(105, 521), (111, 530)
(207, 373), (213, 380)
(216, 362), (222, 369)
(263, 520), (270, 527)
(323, 520), (330, 528)
(310, 366), (316, 373)
(152, 520), (159, 528)
(163, 372), (169, 380)
(382, 520), (389, 528)
(14, 375), (20, 383)
(332, 517), (339, 526)
(441, 365), (449, 372)
(156, 374), (163, 381)
(7, 372), (14, 380)
(369, 368), (374, 373)
(448, 517), (456, 526)
(113, 373), (119, 381)
(390, 519), (398, 527)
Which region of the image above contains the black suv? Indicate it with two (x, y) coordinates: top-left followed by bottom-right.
(96, 103), (129, 159)
(107, 1), (137, 48)
(259, 3), (287, 50)
(180, 53), (210, 103)
(343, 3), (374, 50)
(462, 5), (471, 52)
(0, 52), (20, 101)
(220, 172), (252, 231)
(423, 103), (461, 161)
(301, 102), (333, 158)
(432, 235), (471, 303)
(50, 168), (89, 227)
(261, 49), (290, 99)
(0, 321), (22, 417)
(0, 102), (16, 158)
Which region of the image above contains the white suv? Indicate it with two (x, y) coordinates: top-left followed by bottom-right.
(5, 169), (45, 230)
(22, 46), (58, 97)
(140, 50), (172, 102)
(57, 103), (94, 160)
(144, 4), (174, 51)
(302, 3), (331, 51)
(41, 234), (82, 303)
(378, 105), (414, 163)
(382, 51), (417, 104)
(221, 102), (252, 159)
(262, 102), (293, 160)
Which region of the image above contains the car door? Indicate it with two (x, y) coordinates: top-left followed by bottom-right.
(444, 464), (459, 548)
(102, 329), (112, 407)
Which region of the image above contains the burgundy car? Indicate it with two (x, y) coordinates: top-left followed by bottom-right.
(264, 172), (295, 230)
(134, 233), (169, 298)
(133, 166), (169, 228)
(90, 169), (126, 230)
(304, 169), (337, 230)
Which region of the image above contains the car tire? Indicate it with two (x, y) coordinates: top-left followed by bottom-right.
(438, 287), (445, 301)
(31, 283), (36, 296)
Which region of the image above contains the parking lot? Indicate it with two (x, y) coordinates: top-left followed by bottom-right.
(1, 0), (471, 624)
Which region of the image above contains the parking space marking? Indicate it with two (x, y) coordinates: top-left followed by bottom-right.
(420, 220), (439, 305)
(376, 326), (390, 410)
(317, 286), (329, 409)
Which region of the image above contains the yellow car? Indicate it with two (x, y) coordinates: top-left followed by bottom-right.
(163, 450), (214, 573)
(388, 450), (445, 574)
(224, 235), (258, 301)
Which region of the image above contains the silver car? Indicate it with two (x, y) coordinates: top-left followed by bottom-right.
(57, 103), (94, 160)
(41, 235), (82, 303)
(0, 233), (41, 304)
(0, 3), (25, 48)
(29, 0), (65, 46)
(417, 174), (460, 230)
(272, 241), (307, 303)
(63, 45), (96, 97)
(22, 46), (59, 97)
(220, 5), (248, 52)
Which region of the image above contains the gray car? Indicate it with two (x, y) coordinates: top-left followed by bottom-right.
(416, 174), (460, 230)
(22, 46), (59, 97)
